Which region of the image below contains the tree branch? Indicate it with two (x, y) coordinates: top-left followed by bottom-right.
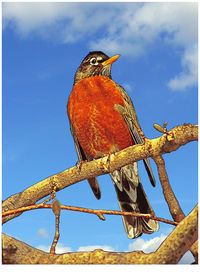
(2, 201), (178, 226)
(153, 155), (185, 221)
(2, 205), (197, 264)
(145, 204), (198, 264)
(153, 155), (198, 263)
(50, 199), (61, 254)
(2, 124), (197, 224)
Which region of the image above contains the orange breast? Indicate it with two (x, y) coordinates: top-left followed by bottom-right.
(67, 76), (133, 159)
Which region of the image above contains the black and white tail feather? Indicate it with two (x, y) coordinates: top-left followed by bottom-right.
(110, 163), (159, 238)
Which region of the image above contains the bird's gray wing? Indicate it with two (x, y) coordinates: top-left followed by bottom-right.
(69, 122), (101, 199)
(115, 84), (156, 187)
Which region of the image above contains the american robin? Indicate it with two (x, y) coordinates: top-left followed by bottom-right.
(67, 51), (159, 238)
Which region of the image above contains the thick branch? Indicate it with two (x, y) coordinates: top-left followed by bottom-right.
(2, 205), (197, 264)
(2, 124), (197, 224)
(145, 204), (198, 264)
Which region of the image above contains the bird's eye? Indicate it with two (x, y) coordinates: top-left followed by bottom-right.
(90, 58), (98, 65)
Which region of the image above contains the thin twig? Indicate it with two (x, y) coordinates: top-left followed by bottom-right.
(50, 199), (61, 254)
(2, 203), (178, 226)
(41, 184), (57, 205)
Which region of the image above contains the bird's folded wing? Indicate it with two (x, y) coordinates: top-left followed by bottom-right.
(115, 84), (156, 187)
(69, 122), (101, 199)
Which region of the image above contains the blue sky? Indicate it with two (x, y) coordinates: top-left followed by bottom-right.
(2, 2), (198, 265)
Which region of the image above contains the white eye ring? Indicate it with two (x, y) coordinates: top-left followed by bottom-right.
(90, 57), (98, 65)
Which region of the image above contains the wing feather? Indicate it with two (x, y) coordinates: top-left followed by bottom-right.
(115, 84), (156, 187)
(69, 122), (101, 199)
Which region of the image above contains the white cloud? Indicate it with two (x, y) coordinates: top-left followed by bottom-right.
(37, 236), (195, 263)
(128, 234), (167, 253)
(179, 251), (195, 264)
(122, 83), (133, 93)
(37, 245), (51, 253)
(128, 233), (195, 264)
(91, 3), (198, 91)
(37, 228), (49, 238)
(3, 2), (197, 91)
(37, 243), (114, 254)
(37, 243), (72, 254)
(167, 44), (198, 91)
(2, 3), (70, 36)
(77, 245), (114, 252)
(2, 2), (119, 41)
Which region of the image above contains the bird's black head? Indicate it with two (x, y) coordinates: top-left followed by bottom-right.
(74, 51), (120, 84)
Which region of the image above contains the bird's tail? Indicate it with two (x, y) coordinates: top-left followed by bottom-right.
(110, 163), (159, 239)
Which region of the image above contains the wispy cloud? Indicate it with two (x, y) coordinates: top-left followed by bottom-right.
(77, 245), (115, 252)
(37, 232), (194, 263)
(167, 44), (198, 91)
(127, 233), (195, 264)
(178, 251), (195, 264)
(122, 83), (133, 93)
(3, 2), (197, 91)
(128, 233), (167, 253)
(37, 228), (49, 239)
(37, 243), (72, 254)
(37, 243), (114, 254)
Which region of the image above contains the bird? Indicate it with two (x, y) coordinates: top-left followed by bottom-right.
(67, 51), (159, 238)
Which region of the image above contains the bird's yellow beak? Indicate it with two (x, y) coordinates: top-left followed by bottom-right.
(102, 54), (120, 66)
